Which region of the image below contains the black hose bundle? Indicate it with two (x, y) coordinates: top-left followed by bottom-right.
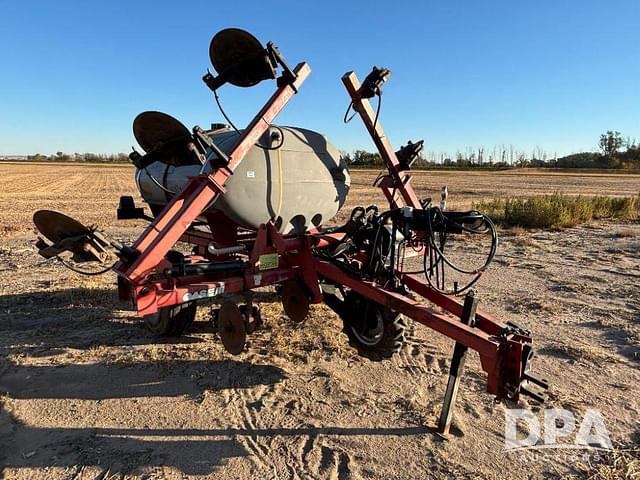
(421, 208), (497, 294)
(367, 207), (498, 295)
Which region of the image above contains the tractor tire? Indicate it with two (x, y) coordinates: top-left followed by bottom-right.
(341, 292), (406, 361)
(143, 301), (197, 336)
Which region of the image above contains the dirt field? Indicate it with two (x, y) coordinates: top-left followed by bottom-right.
(1, 163), (639, 479)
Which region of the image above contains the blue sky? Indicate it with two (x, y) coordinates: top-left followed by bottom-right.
(0, 0), (638, 157)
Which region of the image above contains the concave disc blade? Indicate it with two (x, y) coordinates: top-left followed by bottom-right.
(33, 210), (90, 243)
(133, 111), (191, 153)
(218, 301), (247, 355)
(209, 28), (269, 87)
(281, 280), (310, 323)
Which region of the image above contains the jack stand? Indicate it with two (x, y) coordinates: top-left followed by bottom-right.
(437, 290), (479, 436)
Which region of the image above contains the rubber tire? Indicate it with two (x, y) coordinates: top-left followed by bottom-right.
(143, 301), (197, 336)
(341, 292), (406, 361)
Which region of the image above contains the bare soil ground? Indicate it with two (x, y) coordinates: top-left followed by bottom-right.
(0, 163), (639, 479)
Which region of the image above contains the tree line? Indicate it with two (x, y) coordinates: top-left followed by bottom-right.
(25, 152), (130, 163)
(342, 131), (640, 170)
(17, 131), (640, 170)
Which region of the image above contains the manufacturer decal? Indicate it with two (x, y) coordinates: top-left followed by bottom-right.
(182, 285), (225, 301)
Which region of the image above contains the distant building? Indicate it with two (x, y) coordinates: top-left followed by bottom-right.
(0, 155), (28, 160)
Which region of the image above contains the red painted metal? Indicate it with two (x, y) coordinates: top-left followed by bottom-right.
(135, 266), (297, 316)
(179, 228), (214, 248)
(334, 70), (536, 401)
(315, 260), (499, 357)
(400, 273), (506, 337)
(132, 217), (317, 316)
(113, 63), (310, 283)
(109, 63), (538, 405)
(341, 71), (422, 210)
(314, 258), (528, 399)
(203, 211), (238, 249)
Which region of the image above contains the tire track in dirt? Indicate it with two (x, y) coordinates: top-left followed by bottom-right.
(397, 320), (443, 381)
(222, 383), (282, 477)
(221, 367), (359, 479)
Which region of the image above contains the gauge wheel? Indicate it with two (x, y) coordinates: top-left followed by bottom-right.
(341, 292), (406, 361)
(143, 301), (197, 336)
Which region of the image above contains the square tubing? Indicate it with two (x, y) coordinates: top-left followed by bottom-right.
(401, 273), (505, 336)
(341, 71), (422, 210)
(437, 290), (479, 435)
(314, 259), (500, 358)
(115, 63), (310, 282)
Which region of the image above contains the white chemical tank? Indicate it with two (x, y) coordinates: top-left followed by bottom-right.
(136, 126), (350, 234)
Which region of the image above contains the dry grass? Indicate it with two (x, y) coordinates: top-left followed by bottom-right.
(574, 447), (640, 480)
(503, 225), (528, 236)
(613, 228), (637, 238)
(475, 194), (640, 229)
(512, 236), (546, 250)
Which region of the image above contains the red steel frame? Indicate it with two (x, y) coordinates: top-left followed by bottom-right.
(113, 63), (540, 404)
(115, 62), (315, 312)
(331, 71), (539, 402)
(341, 71), (422, 210)
(114, 62), (311, 284)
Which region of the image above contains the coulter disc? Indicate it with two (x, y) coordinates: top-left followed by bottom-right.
(218, 301), (247, 355)
(209, 28), (274, 87)
(133, 111), (191, 154)
(281, 280), (310, 323)
(33, 210), (90, 243)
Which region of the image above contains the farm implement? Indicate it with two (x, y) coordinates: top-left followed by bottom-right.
(33, 28), (548, 433)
